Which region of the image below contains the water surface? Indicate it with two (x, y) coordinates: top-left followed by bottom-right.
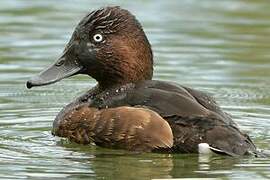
(0, 0), (270, 179)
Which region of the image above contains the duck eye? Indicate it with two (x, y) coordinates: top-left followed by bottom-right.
(93, 34), (103, 42)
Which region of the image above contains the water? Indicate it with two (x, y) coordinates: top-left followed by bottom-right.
(0, 0), (270, 179)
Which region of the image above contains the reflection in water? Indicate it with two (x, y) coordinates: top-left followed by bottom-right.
(0, 0), (270, 179)
(91, 152), (173, 179)
(60, 142), (241, 179)
(170, 154), (239, 179)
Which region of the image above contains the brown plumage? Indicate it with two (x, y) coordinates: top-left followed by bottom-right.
(75, 6), (153, 90)
(52, 105), (173, 152)
(27, 6), (258, 156)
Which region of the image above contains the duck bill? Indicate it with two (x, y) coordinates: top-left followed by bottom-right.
(26, 53), (83, 89)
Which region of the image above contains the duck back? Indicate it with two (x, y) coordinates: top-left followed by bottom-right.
(53, 80), (256, 155)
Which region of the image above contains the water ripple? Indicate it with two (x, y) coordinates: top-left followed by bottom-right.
(0, 0), (270, 179)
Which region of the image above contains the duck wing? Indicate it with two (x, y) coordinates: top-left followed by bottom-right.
(94, 80), (234, 124)
(166, 115), (256, 155)
(183, 86), (238, 127)
(88, 80), (256, 155)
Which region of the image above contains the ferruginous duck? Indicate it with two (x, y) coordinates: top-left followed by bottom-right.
(26, 6), (257, 156)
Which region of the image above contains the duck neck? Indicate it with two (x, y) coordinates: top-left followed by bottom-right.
(96, 60), (153, 91)
(97, 75), (151, 92)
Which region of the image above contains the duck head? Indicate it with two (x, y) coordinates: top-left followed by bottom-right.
(26, 6), (153, 90)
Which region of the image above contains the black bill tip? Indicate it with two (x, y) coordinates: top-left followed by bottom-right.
(26, 80), (33, 89)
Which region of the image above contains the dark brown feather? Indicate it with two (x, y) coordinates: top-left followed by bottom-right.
(53, 105), (173, 152)
(52, 80), (257, 155)
(49, 7), (257, 156)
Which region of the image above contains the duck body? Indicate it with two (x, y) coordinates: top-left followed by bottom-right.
(26, 6), (257, 156)
(52, 80), (256, 155)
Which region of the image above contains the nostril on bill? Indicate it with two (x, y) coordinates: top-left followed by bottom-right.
(55, 59), (65, 66)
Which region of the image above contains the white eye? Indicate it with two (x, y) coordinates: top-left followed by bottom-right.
(93, 34), (103, 42)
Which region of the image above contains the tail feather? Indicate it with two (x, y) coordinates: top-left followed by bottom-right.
(198, 143), (235, 156)
(250, 149), (270, 158)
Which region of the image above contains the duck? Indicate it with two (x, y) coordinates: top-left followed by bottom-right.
(26, 6), (258, 156)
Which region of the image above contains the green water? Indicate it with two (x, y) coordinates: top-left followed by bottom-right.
(0, 0), (270, 179)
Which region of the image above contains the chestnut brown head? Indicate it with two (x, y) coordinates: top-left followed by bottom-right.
(26, 6), (153, 90)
